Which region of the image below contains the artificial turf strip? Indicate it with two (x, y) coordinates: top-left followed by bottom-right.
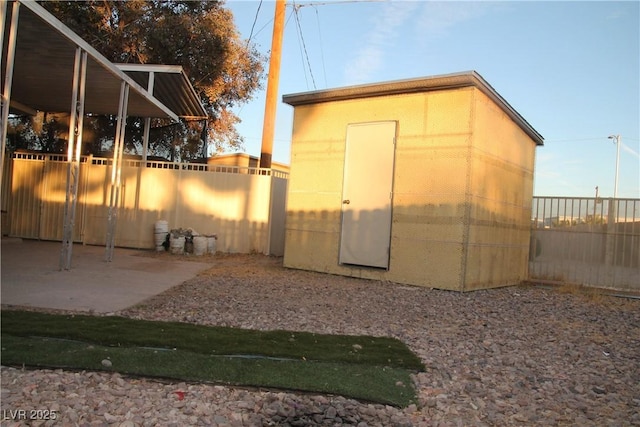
(0, 310), (424, 370)
(0, 310), (424, 407)
(0, 335), (416, 406)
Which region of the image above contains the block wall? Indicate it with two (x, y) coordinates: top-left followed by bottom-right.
(284, 88), (480, 290)
(462, 90), (537, 290)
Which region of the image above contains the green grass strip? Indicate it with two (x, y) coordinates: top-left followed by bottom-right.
(1, 310), (423, 370)
(1, 335), (416, 406)
(1, 311), (424, 406)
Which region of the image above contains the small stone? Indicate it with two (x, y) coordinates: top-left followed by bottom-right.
(101, 359), (112, 368)
(325, 406), (337, 419)
(592, 386), (607, 395)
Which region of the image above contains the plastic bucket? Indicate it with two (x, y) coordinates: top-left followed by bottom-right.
(207, 236), (217, 254)
(154, 220), (169, 251)
(193, 236), (207, 256)
(170, 235), (185, 255)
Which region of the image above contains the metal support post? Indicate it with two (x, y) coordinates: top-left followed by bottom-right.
(141, 71), (154, 163)
(59, 47), (87, 270)
(0, 0), (19, 189)
(105, 82), (130, 262)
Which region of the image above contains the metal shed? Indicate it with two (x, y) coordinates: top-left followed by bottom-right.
(282, 71), (544, 291)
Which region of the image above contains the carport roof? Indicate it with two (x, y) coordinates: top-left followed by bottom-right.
(283, 71), (544, 146)
(4, 1), (206, 120)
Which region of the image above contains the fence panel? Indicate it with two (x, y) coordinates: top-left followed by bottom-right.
(5, 154), (289, 255)
(529, 196), (640, 291)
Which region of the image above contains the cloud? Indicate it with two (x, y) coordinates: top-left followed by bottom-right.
(343, 1), (418, 85)
(621, 142), (640, 159)
(342, 1), (500, 85)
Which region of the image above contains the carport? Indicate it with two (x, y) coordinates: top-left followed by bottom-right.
(1, 0), (206, 268)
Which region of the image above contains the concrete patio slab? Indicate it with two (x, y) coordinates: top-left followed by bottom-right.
(1, 238), (211, 313)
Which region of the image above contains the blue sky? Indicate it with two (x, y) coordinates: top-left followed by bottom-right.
(224, 0), (639, 198)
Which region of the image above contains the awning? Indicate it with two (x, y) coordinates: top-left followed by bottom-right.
(3, 0), (179, 120)
(1, 0), (210, 268)
(117, 64), (207, 120)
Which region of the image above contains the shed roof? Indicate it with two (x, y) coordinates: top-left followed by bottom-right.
(4, 1), (205, 120)
(117, 64), (207, 120)
(283, 71), (544, 145)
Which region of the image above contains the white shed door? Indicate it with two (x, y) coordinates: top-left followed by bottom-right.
(339, 121), (396, 268)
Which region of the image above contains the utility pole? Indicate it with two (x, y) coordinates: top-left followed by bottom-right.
(259, 0), (286, 169)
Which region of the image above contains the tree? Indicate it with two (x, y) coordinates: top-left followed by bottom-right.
(10, 1), (265, 161)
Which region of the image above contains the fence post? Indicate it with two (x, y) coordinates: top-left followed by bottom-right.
(604, 198), (616, 267)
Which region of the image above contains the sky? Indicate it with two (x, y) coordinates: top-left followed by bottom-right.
(223, 0), (639, 198)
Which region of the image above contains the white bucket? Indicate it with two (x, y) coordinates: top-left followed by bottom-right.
(207, 236), (217, 254)
(193, 236), (207, 256)
(170, 235), (185, 255)
(154, 220), (169, 251)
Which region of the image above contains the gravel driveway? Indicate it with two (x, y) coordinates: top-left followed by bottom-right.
(2, 253), (639, 426)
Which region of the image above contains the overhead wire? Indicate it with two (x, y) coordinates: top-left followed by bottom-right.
(292, 19), (309, 88)
(314, 6), (328, 88)
(292, 2), (317, 90)
(246, 0), (264, 47)
(294, 0), (385, 7)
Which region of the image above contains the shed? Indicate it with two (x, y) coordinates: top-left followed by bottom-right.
(282, 71), (544, 291)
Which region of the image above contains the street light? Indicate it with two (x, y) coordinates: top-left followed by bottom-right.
(608, 134), (621, 199)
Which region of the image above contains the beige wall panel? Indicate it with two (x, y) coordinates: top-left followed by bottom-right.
(291, 94), (428, 139)
(39, 160), (80, 242)
(286, 190), (342, 215)
(388, 238), (463, 290)
(393, 146), (469, 195)
(469, 152), (533, 208)
(392, 221), (464, 243)
(288, 144), (345, 194)
(9, 157), (43, 238)
(460, 89), (537, 290)
(283, 228), (340, 271)
(7, 156), (286, 255)
(1, 156), (13, 234)
(286, 203), (341, 233)
(83, 163), (276, 254)
(424, 89), (473, 135)
(471, 91), (536, 171)
(268, 176), (288, 256)
(464, 245), (528, 290)
(82, 163), (125, 246)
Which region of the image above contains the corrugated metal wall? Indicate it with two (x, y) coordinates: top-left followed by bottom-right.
(5, 154), (289, 255)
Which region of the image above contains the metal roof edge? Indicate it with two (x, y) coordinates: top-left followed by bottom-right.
(282, 71), (544, 145)
(17, 0), (179, 121)
(116, 63), (208, 119)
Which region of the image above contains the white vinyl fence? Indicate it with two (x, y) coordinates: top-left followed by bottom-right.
(2, 153), (288, 255)
(530, 196), (640, 292)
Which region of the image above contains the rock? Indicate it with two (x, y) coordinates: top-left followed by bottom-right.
(101, 359), (112, 368)
(593, 386), (607, 395)
(2, 255), (639, 426)
(325, 406), (337, 419)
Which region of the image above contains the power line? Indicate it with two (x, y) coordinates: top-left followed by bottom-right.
(246, 0), (264, 46)
(293, 3), (317, 90)
(292, 8), (310, 89)
(294, 0), (385, 7)
(314, 6), (328, 88)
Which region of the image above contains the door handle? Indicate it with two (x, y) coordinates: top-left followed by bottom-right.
(343, 200), (350, 204)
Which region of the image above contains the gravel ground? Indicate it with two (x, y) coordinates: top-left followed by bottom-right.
(2, 253), (639, 426)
